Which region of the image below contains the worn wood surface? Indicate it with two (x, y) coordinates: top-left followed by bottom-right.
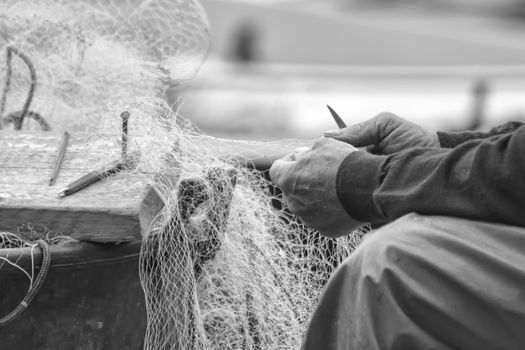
(0, 131), (163, 243)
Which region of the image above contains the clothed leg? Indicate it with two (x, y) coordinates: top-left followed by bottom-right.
(301, 213), (525, 350)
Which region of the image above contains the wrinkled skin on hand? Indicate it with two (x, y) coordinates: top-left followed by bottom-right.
(269, 138), (364, 237)
(324, 112), (439, 155)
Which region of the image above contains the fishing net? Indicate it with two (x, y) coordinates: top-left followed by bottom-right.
(0, 0), (209, 131)
(136, 118), (367, 350)
(0, 0), (368, 349)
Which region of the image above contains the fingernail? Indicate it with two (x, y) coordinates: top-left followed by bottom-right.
(324, 129), (342, 137)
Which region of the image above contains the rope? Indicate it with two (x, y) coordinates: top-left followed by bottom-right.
(0, 239), (51, 326)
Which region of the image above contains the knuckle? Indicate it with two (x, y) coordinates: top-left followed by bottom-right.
(374, 112), (402, 134)
(312, 137), (330, 149)
(376, 111), (399, 122)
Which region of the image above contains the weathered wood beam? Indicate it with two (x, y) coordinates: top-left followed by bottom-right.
(0, 131), (163, 243)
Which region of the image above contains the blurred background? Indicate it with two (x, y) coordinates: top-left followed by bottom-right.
(171, 0), (525, 140)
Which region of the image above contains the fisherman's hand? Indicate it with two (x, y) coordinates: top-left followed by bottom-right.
(269, 138), (364, 237)
(324, 112), (439, 154)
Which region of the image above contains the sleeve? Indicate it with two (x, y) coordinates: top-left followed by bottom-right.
(437, 121), (523, 148)
(336, 124), (525, 227)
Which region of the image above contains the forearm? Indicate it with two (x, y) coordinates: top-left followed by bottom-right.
(437, 121), (523, 148)
(337, 125), (525, 227)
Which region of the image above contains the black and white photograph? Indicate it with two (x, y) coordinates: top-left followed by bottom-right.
(1, 0), (524, 349)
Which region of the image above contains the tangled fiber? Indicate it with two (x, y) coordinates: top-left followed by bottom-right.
(0, 1), (367, 348)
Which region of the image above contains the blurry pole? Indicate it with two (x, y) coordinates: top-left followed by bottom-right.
(230, 20), (260, 65)
(467, 79), (489, 131)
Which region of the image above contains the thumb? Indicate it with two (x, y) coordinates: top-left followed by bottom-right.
(269, 156), (294, 186)
(324, 119), (379, 147)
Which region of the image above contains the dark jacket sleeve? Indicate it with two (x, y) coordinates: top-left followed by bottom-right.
(437, 121), (523, 148)
(336, 124), (525, 227)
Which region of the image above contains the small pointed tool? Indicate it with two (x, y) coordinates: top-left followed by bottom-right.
(57, 157), (133, 198)
(326, 105), (347, 129)
(58, 111), (133, 198)
(49, 131), (70, 186)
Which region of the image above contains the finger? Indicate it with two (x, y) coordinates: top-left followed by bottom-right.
(324, 112), (399, 147)
(311, 137), (333, 150)
(277, 152), (296, 163)
(312, 136), (358, 153)
(324, 120), (378, 147)
(269, 158), (294, 186)
(290, 146), (310, 161)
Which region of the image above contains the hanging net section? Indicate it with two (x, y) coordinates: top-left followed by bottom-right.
(130, 105), (368, 350)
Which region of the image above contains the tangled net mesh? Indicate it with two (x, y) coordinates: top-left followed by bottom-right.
(0, 0), (209, 131)
(0, 0), (368, 349)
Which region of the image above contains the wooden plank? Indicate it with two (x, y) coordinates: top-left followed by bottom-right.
(0, 131), (164, 243)
(0, 130), (310, 242)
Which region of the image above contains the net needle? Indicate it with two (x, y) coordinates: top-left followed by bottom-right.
(49, 131), (70, 186)
(57, 158), (129, 198)
(326, 105), (347, 129)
